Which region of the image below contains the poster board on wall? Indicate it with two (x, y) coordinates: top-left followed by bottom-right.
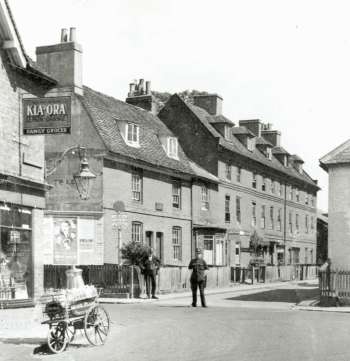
(53, 218), (78, 265)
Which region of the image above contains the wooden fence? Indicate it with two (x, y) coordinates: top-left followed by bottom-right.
(231, 264), (318, 284)
(319, 269), (350, 299)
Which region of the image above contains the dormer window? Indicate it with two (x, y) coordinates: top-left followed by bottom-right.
(126, 123), (140, 147)
(224, 125), (232, 140)
(167, 137), (178, 159)
(266, 147), (272, 160)
(247, 137), (255, 152)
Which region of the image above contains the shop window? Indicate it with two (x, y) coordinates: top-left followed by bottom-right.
(0, 204), (33, 301)
(203, 235), (214, 265)
(203, 235), (224, 265)
(235, 243), (241, 265)
(132, 222), (143, 243)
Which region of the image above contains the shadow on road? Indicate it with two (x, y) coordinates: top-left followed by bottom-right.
(226, 287), (319, 304)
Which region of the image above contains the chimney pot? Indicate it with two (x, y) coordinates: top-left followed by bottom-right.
(139, 79), (145, 94)
(129, 83), (136, 97)
(146, 81), (151, 95)
(61, 28), (68, 43)
(69, 27), (77, 42)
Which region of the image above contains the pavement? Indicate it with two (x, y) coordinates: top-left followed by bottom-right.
(0, 279), (322, 342)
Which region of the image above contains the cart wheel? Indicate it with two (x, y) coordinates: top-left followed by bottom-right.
(66, 324), (76, 343)
(84, 305), (110, 346)
(47, 321), (68, 354)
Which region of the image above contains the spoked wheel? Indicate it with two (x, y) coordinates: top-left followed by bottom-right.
(84, 305), (110, 346)
(66, 324), (76, 343)
(47, 321), (68, 354)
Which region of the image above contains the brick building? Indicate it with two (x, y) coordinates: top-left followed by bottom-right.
(0, 0), (56, 306)
(320, 139), (350, 268)
(159, 94), (319, 268)
(35, 31), (218, 285)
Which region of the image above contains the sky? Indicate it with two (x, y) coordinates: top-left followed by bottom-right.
(10, 0), (350, 212)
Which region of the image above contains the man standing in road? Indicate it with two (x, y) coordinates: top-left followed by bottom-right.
(142, 248), (161, 299)
(189, 248), (209, 307)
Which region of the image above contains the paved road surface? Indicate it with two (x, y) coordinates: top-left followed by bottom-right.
(1, 282), (349, 361)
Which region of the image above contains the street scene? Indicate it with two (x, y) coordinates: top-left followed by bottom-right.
(1, 0), (350, 360)
(3, 280), (347, 361)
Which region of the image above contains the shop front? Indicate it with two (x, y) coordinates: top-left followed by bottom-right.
(0, 199), (42, 306)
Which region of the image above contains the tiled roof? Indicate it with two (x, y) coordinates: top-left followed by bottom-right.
(80, 86), (195, 176)
(232, 126), (255, 137)
(189, 161), (219, 183)
(272, 146), (290, 155)
(210, 114), (235, 125)
(180, 96), (318, 189)
(320, 139), (350, 170)
(256, 137), (273, 147)
(290, 154), (304, 163)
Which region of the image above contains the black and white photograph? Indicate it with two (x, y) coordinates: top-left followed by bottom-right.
(0, 0), (349, 360)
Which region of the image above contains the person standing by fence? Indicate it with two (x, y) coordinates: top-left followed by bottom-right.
(189, 248), (209, 308)
(141, 248), (161, 299)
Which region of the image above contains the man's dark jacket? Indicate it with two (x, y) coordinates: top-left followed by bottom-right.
(141, 255), (161, 276)
(188, 258), (209, 283)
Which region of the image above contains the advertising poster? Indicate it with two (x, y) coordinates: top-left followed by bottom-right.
(53, 218), (77, 265)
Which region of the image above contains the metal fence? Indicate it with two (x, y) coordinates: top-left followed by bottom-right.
(231, 264), (318, 284)
(43, 264), (136, 295)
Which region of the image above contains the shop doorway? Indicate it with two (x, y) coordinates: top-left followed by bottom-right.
(145, 231), (153, 249)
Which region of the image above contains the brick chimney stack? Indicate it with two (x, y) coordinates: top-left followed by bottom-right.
(36, 27), (83, 95)
(193, 94), (222, 116)
(261, 123), (281, 147)
(126, 79), (156, 113)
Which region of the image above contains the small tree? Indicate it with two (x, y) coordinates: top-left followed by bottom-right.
(121, 241), (150, 266)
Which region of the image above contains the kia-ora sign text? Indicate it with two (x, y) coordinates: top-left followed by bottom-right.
(23, 97), (71, 135)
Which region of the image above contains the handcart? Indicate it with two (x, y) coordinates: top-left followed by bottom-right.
(40, 267), (110, 353)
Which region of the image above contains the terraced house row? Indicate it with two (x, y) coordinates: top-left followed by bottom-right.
(0, 0), (319, 304)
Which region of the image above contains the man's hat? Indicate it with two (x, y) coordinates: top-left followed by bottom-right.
(195, 248), (203, 254)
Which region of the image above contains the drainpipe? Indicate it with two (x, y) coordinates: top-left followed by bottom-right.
(283, 181), (287, 266)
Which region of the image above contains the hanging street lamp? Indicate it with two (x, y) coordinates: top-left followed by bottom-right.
(73, 149), (96, 200)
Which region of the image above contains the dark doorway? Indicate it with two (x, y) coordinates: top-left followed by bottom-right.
(155, 232), (163, 262)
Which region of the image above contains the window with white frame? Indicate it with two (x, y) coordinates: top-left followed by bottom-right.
(167, 137), (178, 159)
(225, 163), (232, 180)
(296, 189), (300, 202)
(296, 214), (299, 232)
(236, 167), (242, 183)
(201, 185), (209, 210)
(277, 208), (282, 231)
(269, 206), (274, 230)
(132, 222), (143, 243)
(262, 177), (266, 192)
(225, 195), (231, 223)
(203, 235), (214, 264)
(266, 147), (272, 160)
(172, 227), (182, 261)
(172, 182), (181, 209)
(305, 194), (309, 205)
(224, 125), (232, 140)
(252, 201), (257, 227)
(252, 173), (257, 189)
(261, 205), (266, 229)
(305, 215), (309, 233)
(311, 216), (315, 231)
(289, 211), (293, 234)
(126, 123), (139, 146)
(247, 137), (255, 151)
(236, 196), (241, 224)
(131, 171), (142, 201)
(270, 179), (275, 194)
